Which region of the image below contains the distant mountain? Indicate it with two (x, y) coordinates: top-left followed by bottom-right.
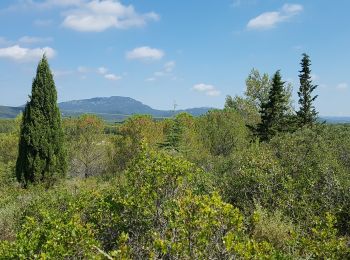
(321, 116), (350, 124)
(0, 96), (212, 121)
(2, 96), (349, 123)
(0, 106), (22, 118)
(59, 96), (212, 119)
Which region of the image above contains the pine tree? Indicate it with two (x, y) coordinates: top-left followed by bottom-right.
(158, 118), (182, 152)
(297, 53), (318, 126)
(16, 55), (67, 186)
(257, 70), (288, 141)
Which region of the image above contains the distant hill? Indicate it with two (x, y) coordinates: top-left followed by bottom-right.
(0, 106), (23, 118)
(321, 116), (350, 124)
(2, 97), (350, 123)
(0, 96), (212, 121)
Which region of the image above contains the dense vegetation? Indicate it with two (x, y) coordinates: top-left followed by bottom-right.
(0, 55), (349, 259)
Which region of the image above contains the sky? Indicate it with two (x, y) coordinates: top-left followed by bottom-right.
(0, 0), (349, 116)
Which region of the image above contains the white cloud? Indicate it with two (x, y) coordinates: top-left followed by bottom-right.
(336, 82), (348, 90)
(97, 66), (108, 74)
(77, 65), (121, 81)
(96, 66), (121, 80)
(126, 46), (164, 61)
(282, 3), (303, 14)
(62, 0), (159, 32)
(18, 36), (53, 44)
(164, 61), (176, 72)
(192, 83), (221, 96)
(0, 45), (56, 62)
(193, 83), (215, 92)
(104, 73), (121, 81)
(146, 60), (176, 81)
(247, 3), (303, 30)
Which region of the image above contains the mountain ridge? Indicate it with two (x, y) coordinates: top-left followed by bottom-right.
(0, 96), (213, 121)
(1, 96), (350, 123)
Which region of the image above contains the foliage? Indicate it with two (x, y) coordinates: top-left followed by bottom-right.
(251, 205), (296, 250)
(15, 56), (67, 187)
(245, 68), (271, 109)
(152, 192), (244, 259)
(228, 95), (261, 127)
(0, 118), (19, 134)
(198, 109), (248, 156)
(158, 115), (183, 152)
(64, 115), (108, 178)
(269, 127), (350, 229)
(214, 143), (283, 212)
(224, 95), (235, 109)
(109, 115), (164, 171)
(298, 213), (350, 259)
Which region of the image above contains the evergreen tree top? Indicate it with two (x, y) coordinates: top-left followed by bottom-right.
(297, 53), (318, 126)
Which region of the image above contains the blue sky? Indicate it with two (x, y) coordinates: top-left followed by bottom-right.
(0, 0), (349, 116)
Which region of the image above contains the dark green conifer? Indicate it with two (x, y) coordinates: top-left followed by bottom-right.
(16, 55), (67, 186)
(297, 53), (318, 126)
(158, 118), (182, 152)
(257, 70), (288, 141)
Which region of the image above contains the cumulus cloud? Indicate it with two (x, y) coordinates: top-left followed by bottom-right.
(62, 0), (159, 32)
(126, 46), (164, 61)
(192, 83), (221, 96)
(0, 45), (56, 62)
(247, 3), (303, 30)
(96, 66), (121, 81)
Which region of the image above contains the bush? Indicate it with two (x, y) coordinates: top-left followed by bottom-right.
(198, 109), (248, 157)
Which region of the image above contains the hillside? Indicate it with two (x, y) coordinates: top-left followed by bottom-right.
(0, 106), (23, 119)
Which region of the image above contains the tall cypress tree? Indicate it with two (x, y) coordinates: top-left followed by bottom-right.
(257, 70), (288, 141)
(16, 55), (67, 186)
(297, 53), (318, 126)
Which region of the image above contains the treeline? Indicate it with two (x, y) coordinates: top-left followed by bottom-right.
(0, 55), (349, 258)
(225, 53), (318, 141)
